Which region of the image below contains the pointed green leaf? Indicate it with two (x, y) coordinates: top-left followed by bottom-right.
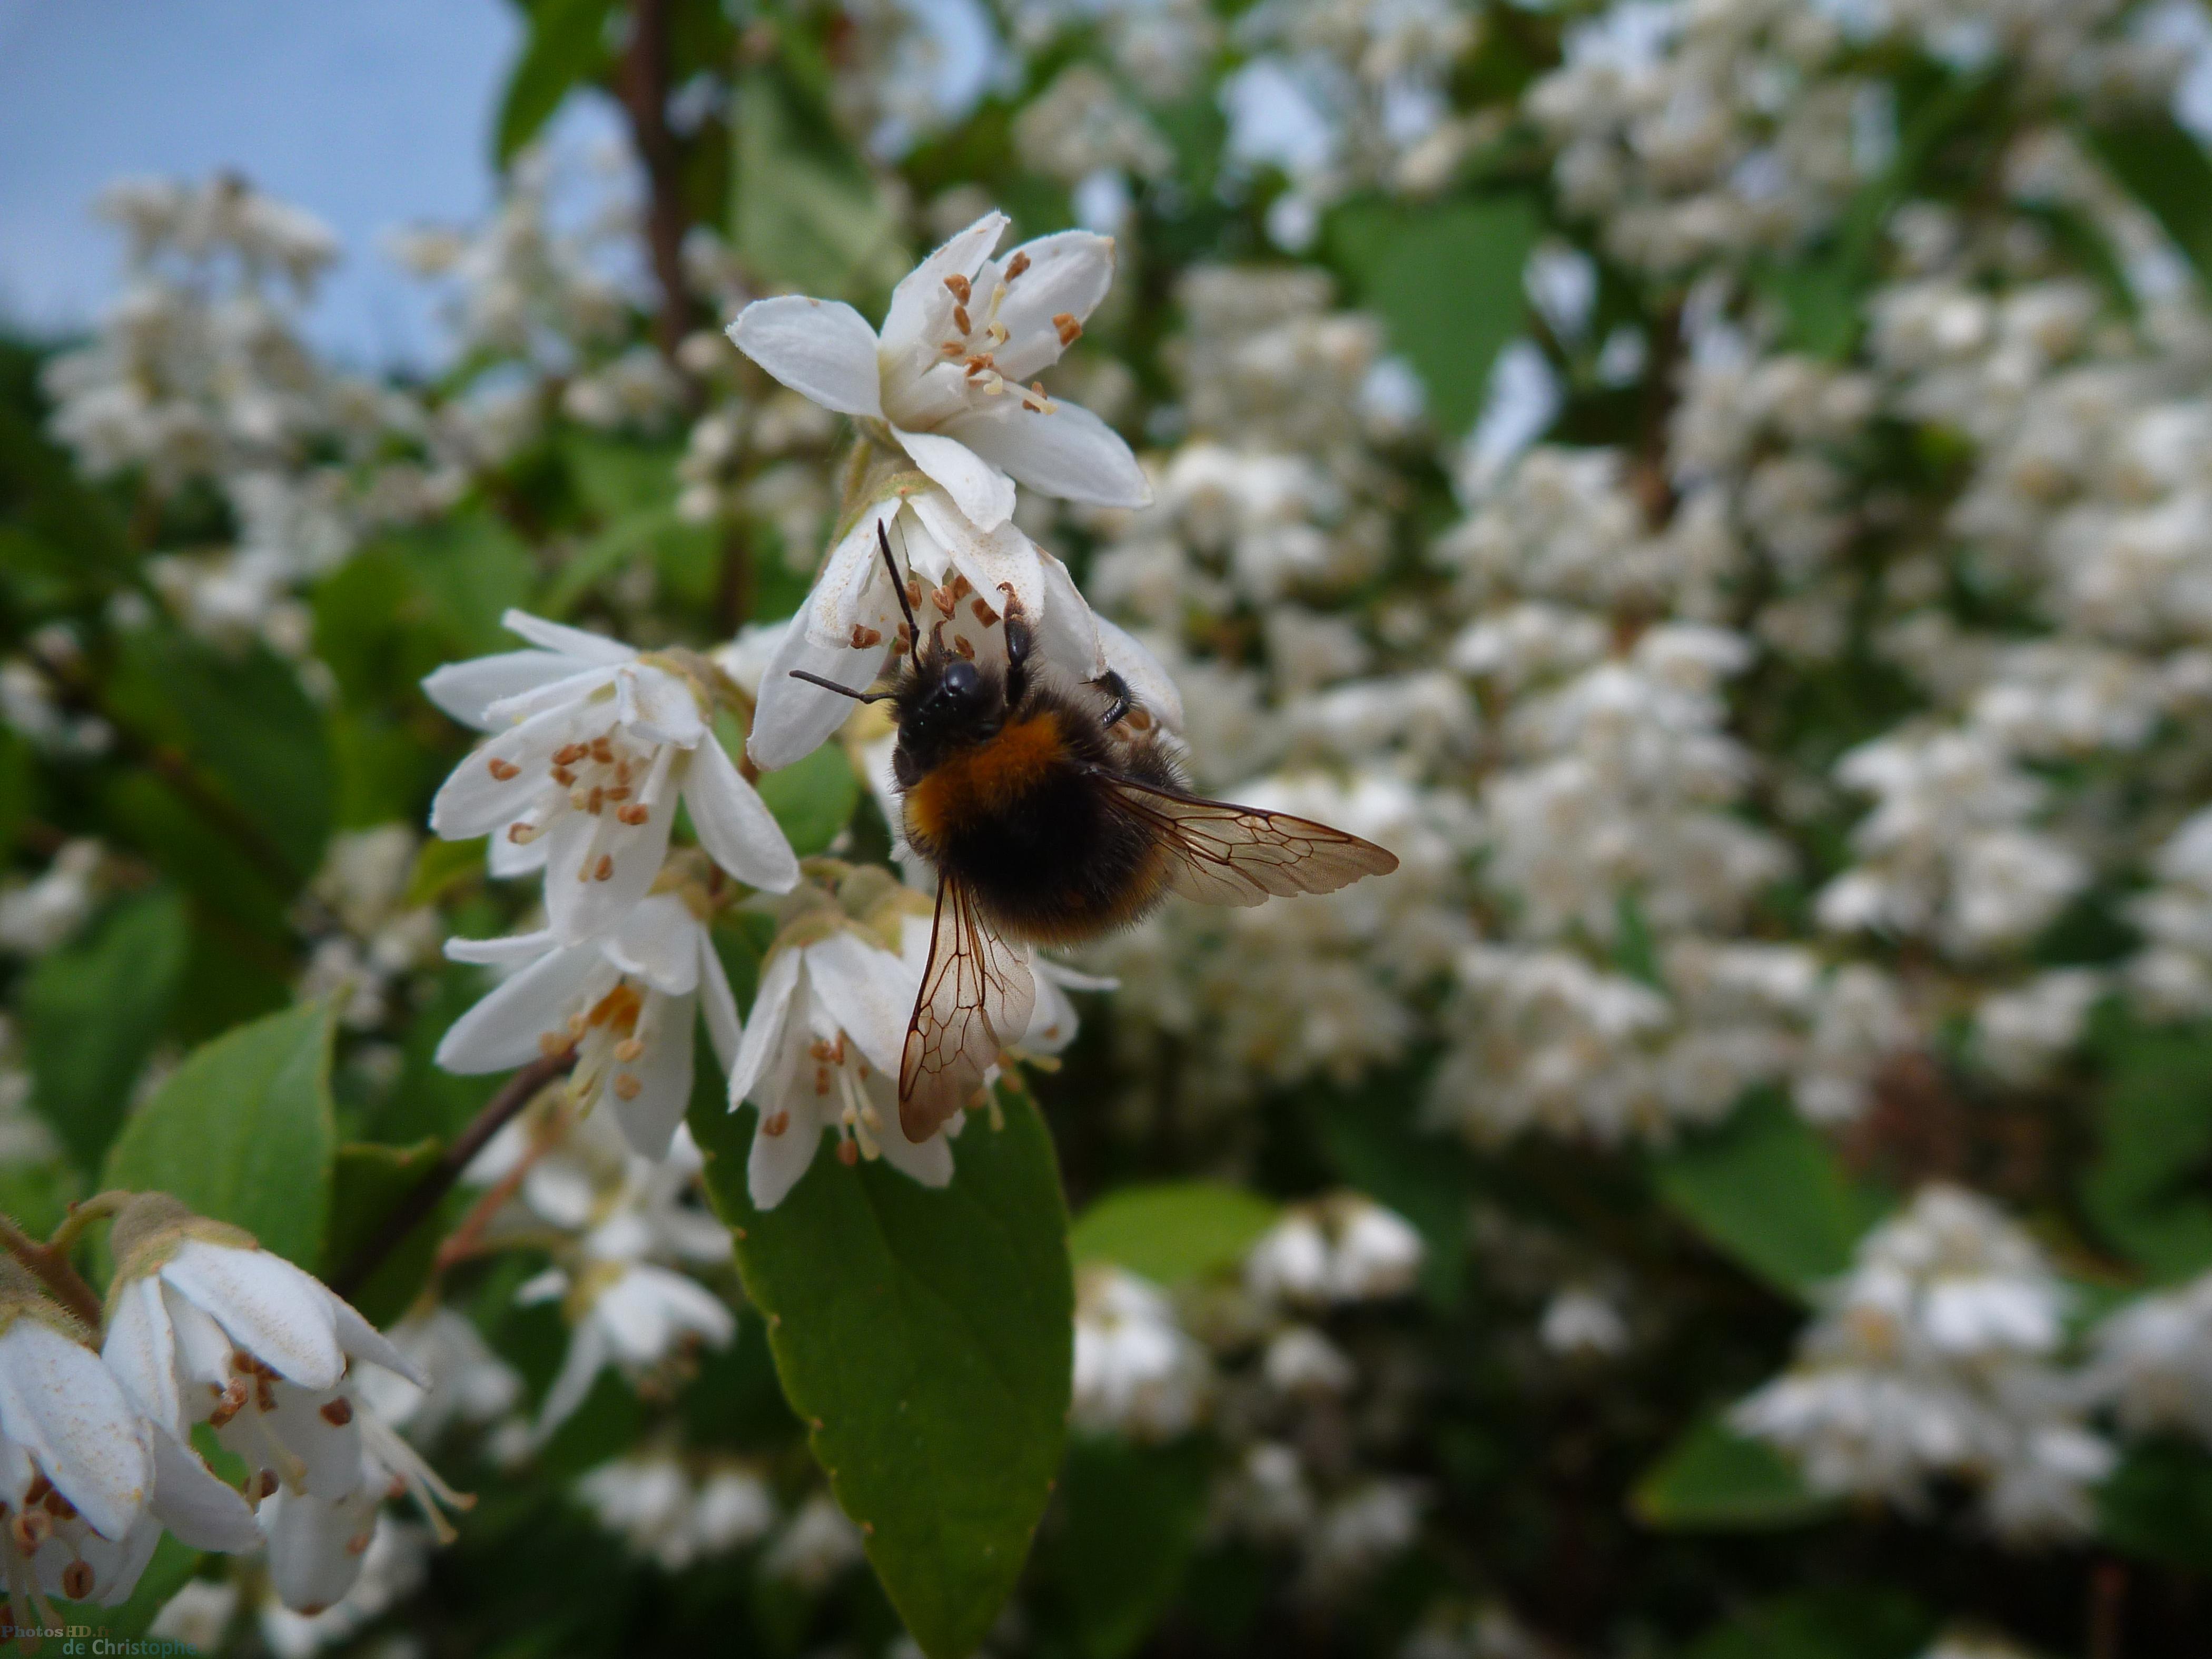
(1633, 1412), (1832, 1532)
(1036, 1436), (1211, 1659)
(104, 1000), (338, 1266)
(2086, 114), (2212, 297)
(689, 1088), (1073, 1659)
(732, 63), (907, 300)
(323, 1138), (447, 1327)
(21, 887), (189, 1170)
(496, 0), (618, 166)
(2084, 1013), (2212, 1282)
(1070, 1181), (1277, 1288)
(753, 740), (864, 858)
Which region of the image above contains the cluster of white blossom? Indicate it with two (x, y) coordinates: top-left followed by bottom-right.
(1071, 1194), (1430, 1595)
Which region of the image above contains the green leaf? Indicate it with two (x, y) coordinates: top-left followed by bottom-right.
(2086, 115), (2212, 297)
(688, 1087), (1073, 1659)
(1651, 1090), (1882, 1301)
(496, 0), (618, 165)
(0, 724), (30, 860)
(1307, 1064), (1475, 1305)
(21, 888), (190, 1170)
(1684, 1588), (1932, 1659)
(1036, 1436), (1211, 1659)
(732, 62), (907, 300)
(104, 1001), (339, 1267)
(1633, 1412), (1832, 1532)
(541, 506), (680, 617)
(753, 739), (863, 858)
(322, 1138), (446, 1327)
(1070, 1181), (1278, 1287)
(2099, 1437), (2212, 1570)
(2085, 1014), (2212, 1282)
(97, 1534), (205, 1640)
(1326, 194), (1542, 433)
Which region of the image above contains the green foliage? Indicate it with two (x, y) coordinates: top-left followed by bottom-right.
(1327, 194), (1542, 433)
(732, 59), (908, 301)
(2085, 1012), (2212, 1282)
(21, 886), (188, 1169)
(496, 0), (618, 166)
(104, 1000), (338, 1266)
(1034, 1436), (1212, 1659)
(323, 1137), (447, 1326)
(1652, 1090), (1884, 1301)
(1069, 1180), (1278, 1287)
(1633, 1413), (1832, 1531)
(753, 739), (863, 858)
(2099, 1438), (2212, 1571)
(2086, 115), (2212, 297)
(690, 1088), (1074, 1659)
(1684, 1588), (1933, 1659)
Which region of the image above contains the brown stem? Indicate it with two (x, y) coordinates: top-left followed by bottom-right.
(330, 1048), (575, 1299)
(618, 0), (694, 363)
(714, 521), (754, 635)
(0, 1213), (105, 1331)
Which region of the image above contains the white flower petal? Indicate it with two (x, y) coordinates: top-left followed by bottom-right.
(609, 991), (697, 1160)
(426, 701), (575, 840)
(873, 1110), (954, 1188)
(804, 934), (911, 1078)
(499, 609), (637, 666)
(436, 942), (606, 1073)
(487, 825), (549, 878)
(541, 802), (675, 945)
(1036, 550), (1107, 678)
(264, 1383), (361, 1499)
(420, 650), (578, 732)
(260, 1484), (378, 1614)
(747, 620), (888, 772)
(0, 1322), (149, 1541)
(806, 498), (904, 647)
(698, 933), (743, 1072)
(907, 490), (1045, 625)
(102, 1277), (183, 1438)
(147, 1427), (261, 1553)
(442, 929), (557, 967)
(325, 1295), (429, 1387)
(728, 946), (804, 1107)
(989, 230), (1117, 382)
(893, 426), (1018, 531)
(619, 663), (708, 749)
(683, 740), (801, 894)
(748, 1099), (826, 1209)
(729, 297), (886, 418)
(161, 1241), (345, 1392)
(881, 212), (1008, 363)
(605, 894), (703, 996)
(942, 399), (1150, 510)
(534, 1317), (611, 1441)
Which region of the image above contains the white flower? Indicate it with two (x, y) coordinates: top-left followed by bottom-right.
(351, 1308), (523, 1447)
(521, 1259), (735, 1439)
(728, 211), (1150, 530)
(423, 610), (798, 942)
(1072, 1268), (1209, 1439)
(762, 1492), (865, 1590)
(746, 493), (1181, 771)
(1538, 1288), (1631, 1358)
(576, 1453), (776, 1571)
(437, 886), (743, 1160)
(1247, 1196), (1425, 1308)
(98, 1199), (461, 1610)
(727, 925), (952, 1209)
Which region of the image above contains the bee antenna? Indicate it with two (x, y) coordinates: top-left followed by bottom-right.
(878, 519), (922, 666)
(788, 669), (892, 703)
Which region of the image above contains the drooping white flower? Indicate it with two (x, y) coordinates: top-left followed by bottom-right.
(423, 610), (798, 942)
(1246, 1196), (1425, 1308)
(437, 884), (742, 1160)
(575, 1453), (776, 1571)
(98, 1198), (461, 1609)
(728, 211), (1150, 530)
(762, 1492), (865, 1591)
(350, 1308), (524, 1448)
(727, 923), (952, 1209)
(1538, 1287), (1631, 1359)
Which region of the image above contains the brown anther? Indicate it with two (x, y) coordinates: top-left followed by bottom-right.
(487, 757), (520, 781)
(593, 855), (615, 882)
(905, 578), (923, 610)
(944, 273), (971, 303)
(763, 1110), (789, 1137)
(319, 1398), (354, 1427)
(586, 786), (604, 815)
(590, 737), (614, 763)
(616, 803), (649, 825)
(614, 1037), (644, 1062)
(940, 340), (964, 357)
(949, 574), (973, 600)
(255, 1379), (276, 1414)
(61, 1559), (93, 1600)
(551, 743), (589, 767)
(952, 304), (972, 335)
(964, 353), (994, 379)
(809, 1038), (835, 1063)
(605, 785), (631, 801)
(613, 1074), (642, 1101)
(1005, 250), (1030, 280)
(615, 760), (631, 784)
(550, 765), (577, 787)
(507, 823), (534, 843)
(851, 624), (882, 649)
(23, 1476), (49, 1506)
(1053, 312), (1082, 346)
(537, 1031), (570, 1059)
(829, 1032), (846, 1063)
(953, 634), (976, 659)
(40, 1488), (73, 1521)
(932, 587), (957, 618)
(971, 597), (999, 627)
(257, 1470), (280, 1500)
(347, 1532), (373, 1556)
(836, 1139), (860, 1166)
(815, 1065), (832, 1096)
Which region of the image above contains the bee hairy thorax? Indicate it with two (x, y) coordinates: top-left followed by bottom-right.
(899, 683), (1181, 945)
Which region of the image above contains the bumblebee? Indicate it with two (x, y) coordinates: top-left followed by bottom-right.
(793, 525), (1399, 1138)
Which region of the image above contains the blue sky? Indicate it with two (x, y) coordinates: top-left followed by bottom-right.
(0, 0), (542, 367)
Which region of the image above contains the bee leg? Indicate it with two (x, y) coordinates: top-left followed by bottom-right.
(1000, 585), (1033, 704)
(1092, 669), (1133, 729)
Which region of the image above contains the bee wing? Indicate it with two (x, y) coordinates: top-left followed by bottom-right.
(898, 874), (1036, 1141)
(1103, 775), (1400, 907)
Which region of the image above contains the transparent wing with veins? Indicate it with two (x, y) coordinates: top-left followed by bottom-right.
(897, 875), (1036, 1140)
(1102, 775), (1400, 906)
